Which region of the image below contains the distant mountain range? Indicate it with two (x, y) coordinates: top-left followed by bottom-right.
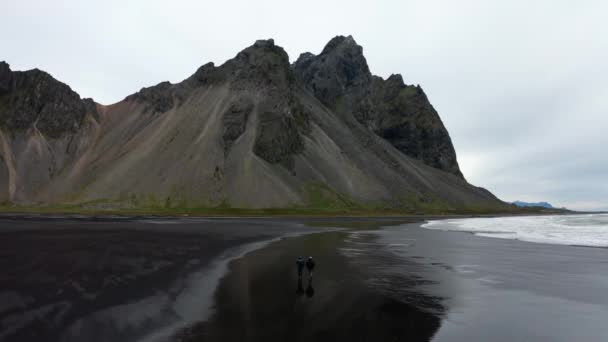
(512, 201), (554, 209)
(0, 35), (508, 212)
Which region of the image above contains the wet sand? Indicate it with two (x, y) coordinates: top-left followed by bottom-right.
(4, 215), (605, 342)
(345, 223), (608, 341)
(178, 220), (608, 342)
(177, 230), (443, 342)
(0, 216), (323, 342)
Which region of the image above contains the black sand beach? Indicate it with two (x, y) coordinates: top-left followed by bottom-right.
(178, 220), (608, 341)
(2, 216), (608, 341)
(372, 223), (608, 341)
(177, 231), (442, 342)
(0, 216), (323, 342)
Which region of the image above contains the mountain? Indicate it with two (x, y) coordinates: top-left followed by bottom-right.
(0, 36), (507, 212)
(293, 36), (462, 178)
(512, 201), (554, 209)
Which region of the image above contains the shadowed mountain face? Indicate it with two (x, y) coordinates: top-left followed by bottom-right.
(293, 36), (462, 178)
(0, 36), (505, 211)
(0, 61), (98, 137)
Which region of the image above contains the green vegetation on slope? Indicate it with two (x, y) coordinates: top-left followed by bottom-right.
(0, 181), (567, 217)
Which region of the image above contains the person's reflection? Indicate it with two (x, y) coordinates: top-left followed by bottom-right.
(296, 276), (305, 296)
(306, 277), (315, 298)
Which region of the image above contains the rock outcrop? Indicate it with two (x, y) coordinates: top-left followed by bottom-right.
(0, 37), (505, 211)
(0, 61), (98, 137)
(293, 36), (462, 177)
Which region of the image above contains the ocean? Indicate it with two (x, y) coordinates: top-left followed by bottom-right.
(422, 214), (608, 247)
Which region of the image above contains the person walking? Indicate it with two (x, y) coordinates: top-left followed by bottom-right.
(306, 256), (315, 278)
(296, 256), (305, 278)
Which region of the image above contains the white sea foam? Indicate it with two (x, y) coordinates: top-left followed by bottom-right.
(421, 214), (608, 247)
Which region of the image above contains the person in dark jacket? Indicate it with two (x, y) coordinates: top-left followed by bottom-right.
(306, 256), (315, 278)
(296, 256), (305, 278)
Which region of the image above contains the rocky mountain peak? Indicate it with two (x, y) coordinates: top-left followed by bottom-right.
(224, 39), (294, 90)
(319, 35), (370, 77)
(0, 61), (10, 76)
(253, 38), (276, 48)
(386, 74), (405, 87)
(293, 35), (371, 108)
(0, 63), (97, 137)
(182, 62), (220, 90)
(128, 39), (294, 114)
(191, 62), (215, 81)
(0, 61), (13, 95)
(0, 38), (503, 210)
(292, 36), (463, 178)
(233, 39), (290, 71)
(320, 35), (357, 53)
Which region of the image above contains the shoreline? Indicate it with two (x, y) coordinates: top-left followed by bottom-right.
(421, 213), (608, 249)
(369, 222), (608, 341)
(3, 216), (607, 341)
(176, 218), (608, 341)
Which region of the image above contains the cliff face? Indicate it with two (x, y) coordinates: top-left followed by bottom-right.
(0, 37), (504, 211)
(0, 61), (97, 137)
(0, 62), (100, 203)
(293, 36), (462, 178)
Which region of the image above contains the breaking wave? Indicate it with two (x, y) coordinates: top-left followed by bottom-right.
(422, 214), (608, 247)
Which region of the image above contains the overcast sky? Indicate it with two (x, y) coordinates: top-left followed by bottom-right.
(2, 0), (606, 210)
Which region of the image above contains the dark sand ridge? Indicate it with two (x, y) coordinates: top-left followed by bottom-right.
(0, 216), (334, 342)
(177, 226), (443, 341)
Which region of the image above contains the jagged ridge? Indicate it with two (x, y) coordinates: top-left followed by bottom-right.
(0, 37), (505, 211)
(293, 35), (462, 177)
(0, 61), (98, 137)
